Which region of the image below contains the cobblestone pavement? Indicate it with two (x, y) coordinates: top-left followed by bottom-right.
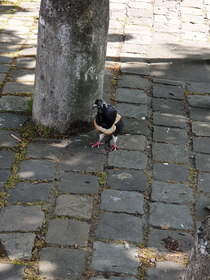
(0, 0), (210, 279)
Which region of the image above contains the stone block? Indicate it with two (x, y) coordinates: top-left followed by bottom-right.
(193, 137), (210, 154)
(59, 172), (99, 194)
(10, 69), (35, 82)
(149, 203), (193, 230)
(15, 57), (36, 69)
(18, 47), (36, 56)
(106, 169), (147, 191)
(0, 73), (6, 83)
(153, 162), (189, 182)
(115, 103), (147, 118)
(0, 130), (21, 148)
(147, 261), (185, 280)
(0, 264), (24, 280)
(100, 189), (144, 214)
(2, 82), (34, 94)
(188, 95), (210, 108)
(153, 84), (184, 100)
(153, 112), (187, 128)
(17, 160), (55, 181)
(195, 196), (210, 219)
(0, 150), (15, 169)
(39, 247), (86, 280)
(196, 154), (210, 172)
(198, 173), (210, 192)
(187, 81), (210, 94)
(0, 96), (31, 112)
(0, 55), (13, 64)
(0, 205), (44, 232)
(108, 150), (147, 169)
(91, 241), (140, 275)
(190, 107), (210, 122)
(111, 134), (146, 151)
(54, 195), (93, 219)
(192, 121), (210, 136)
(118, 75), (150, 90)
(0, 170), (10, 191)
(153, 126), (188, 145)
(123, 117), (149, 136)
(26, 142), (61, 161)
(152, 99), (184, 115)
(115, 88), (147, 104)
(0, 113), (28, 129)
(45, 219), (89, 246)
(120, 62), (150, 76)
(0, 233), (36, 260)
(0, 64), (10, 72)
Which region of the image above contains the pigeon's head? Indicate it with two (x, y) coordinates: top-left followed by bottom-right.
(92, 99), (107, 109)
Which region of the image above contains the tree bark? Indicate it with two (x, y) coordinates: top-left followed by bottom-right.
(32, 0), (109, 134)
(185, 215), (210, 280)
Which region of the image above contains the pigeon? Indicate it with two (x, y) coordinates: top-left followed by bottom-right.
(91, 99), (124, 151)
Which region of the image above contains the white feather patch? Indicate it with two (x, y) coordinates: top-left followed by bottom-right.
(94, 114), (121, 135)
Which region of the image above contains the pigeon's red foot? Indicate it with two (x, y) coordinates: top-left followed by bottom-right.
(110, 143), (120, 151)
(91, 141), (103, 148)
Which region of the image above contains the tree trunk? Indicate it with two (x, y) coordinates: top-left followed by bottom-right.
(185, 215), (210, 280)
(32, 0), (109, 134)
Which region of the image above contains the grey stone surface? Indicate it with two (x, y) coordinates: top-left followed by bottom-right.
(120, 62), (150, 75)
(2, 82), (34, 93)
(0, 73), (6, 83)
(59, 172), (99, 194)
(0, 170), (10, 191)
(196, 154), (210, 172)
(148, 228), (193, 255)
(152, 143), (188, 164)
(100, 189), (144, 214)
(190, 107), (210, 122)
(118, 75), (150, 90)
(195, 196), (210, 219)
(19, 47), (36, 56)
(108, 150), (147, 169)
(153, 162), (189, 182)
(15, 57), (36, 69)
(106, 169), (147, 191)
(153, 112), (187, 128)
(111, 134), (145, 151)
(151, 181), (193, 204)
(123, 117), (149, 135)
(188, 95), (210, 108)
(8, 182), (50, 203)
(91, 241), (140, 275)
(0, 64), (10, 72)
(60, 152), (104, 172)
(0, 233), (36, 260)
(39, 247), (86, 280)
(115, 88), (147, 104)
(152, 98), (185, 115)
(187, 81), (210, 94)
(146, 261), (185, 280)
(198, 172), (210, 192)
(0, 130), (21, 147)
(54, 195), (93, 219)
(0, 264), (25, 280)
(149, 203), (193, 230)
(17, 160), (55, 181)
(10, 69), (35, 82)
(0, 205), (44, 232)
(45, 219), (89, 246)
(153, 126), (188, 145)
(26, 142), (61, 161)
(153, 84), (184, 100)
(115, 103), (147, 118)
(0, 150), (15, 169)
(0, 96), (31, 112)
(192, 121), (210, 136)
(0, 113), (28, 128)
(193, 137), (210, 154)
(0, 55), (13, 64)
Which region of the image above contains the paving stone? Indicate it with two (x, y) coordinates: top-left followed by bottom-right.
(115, 103), (147, 118)
(187, 81), (210, 94)
(0, 264), (25, 280)
(146, 261), (185, 280)
(15, 57), (36, 68)
(98, 212), (143, 243)
(39, 247), (86, 280)
(2, 82), (34, 93)
(0, 130), (21, 147)
(100, 189), (144, 214)
(0, 64), (10, 72)
(0, 170), (10, 191)
(153, 84), (184, 100)
(7, 17), (34, 27)
(192, 121), (210, 137)
(26, 142), (61, 161)
(0, 73), (6, 83)
(151, 181), (193, 204)
(108, 150), (147, 169)
(153, 126), (188, 145)
(190, 107), (210, 122)
(91, 241), (140, 275)
(153, 112), (187, 128)
(0, 96), (31, 112)
(19, 47), (37, 56)
(0, 150), (15, 169)
(152, 143), (188, 163)
(153, 78), (184, 86)
(153, 162), (189, 182)
(193, 137), (210, 154)
(59, 172), (99, 194)
(111, 134), (145, 151)
(0, 43), (21, 53)
(123, 117), (149, 135)
(188, 95), (210, 108)
(196, 154), (210, 172)
(115, 88), (147, 104)
(17, 160), (55, 181)
(0, 205), (44, 232)
(0, 113), (28, 128)
(121, 62), (150, 75)
(118, 75), (150, 90)
(149, 203), (193, 230)
(2, 25), (30, 34)
(60, 152), (104, 172)
(0, 233), (36, 260)
(45, 219), (89, 246)
(8, 182), (50, 203)
(54, 195), (93, 219)
(152, 98), (185, 115)
(10, 69), (35, 82)
(0, 55), (13, 64)
(198, 173), (210, 192)
(106, 169), (147, 191)
(148, 228), (193, 256)
(195, 196), (210, 219)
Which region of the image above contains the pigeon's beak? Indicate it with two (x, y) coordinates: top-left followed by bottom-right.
(92, 104), (97, 109)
